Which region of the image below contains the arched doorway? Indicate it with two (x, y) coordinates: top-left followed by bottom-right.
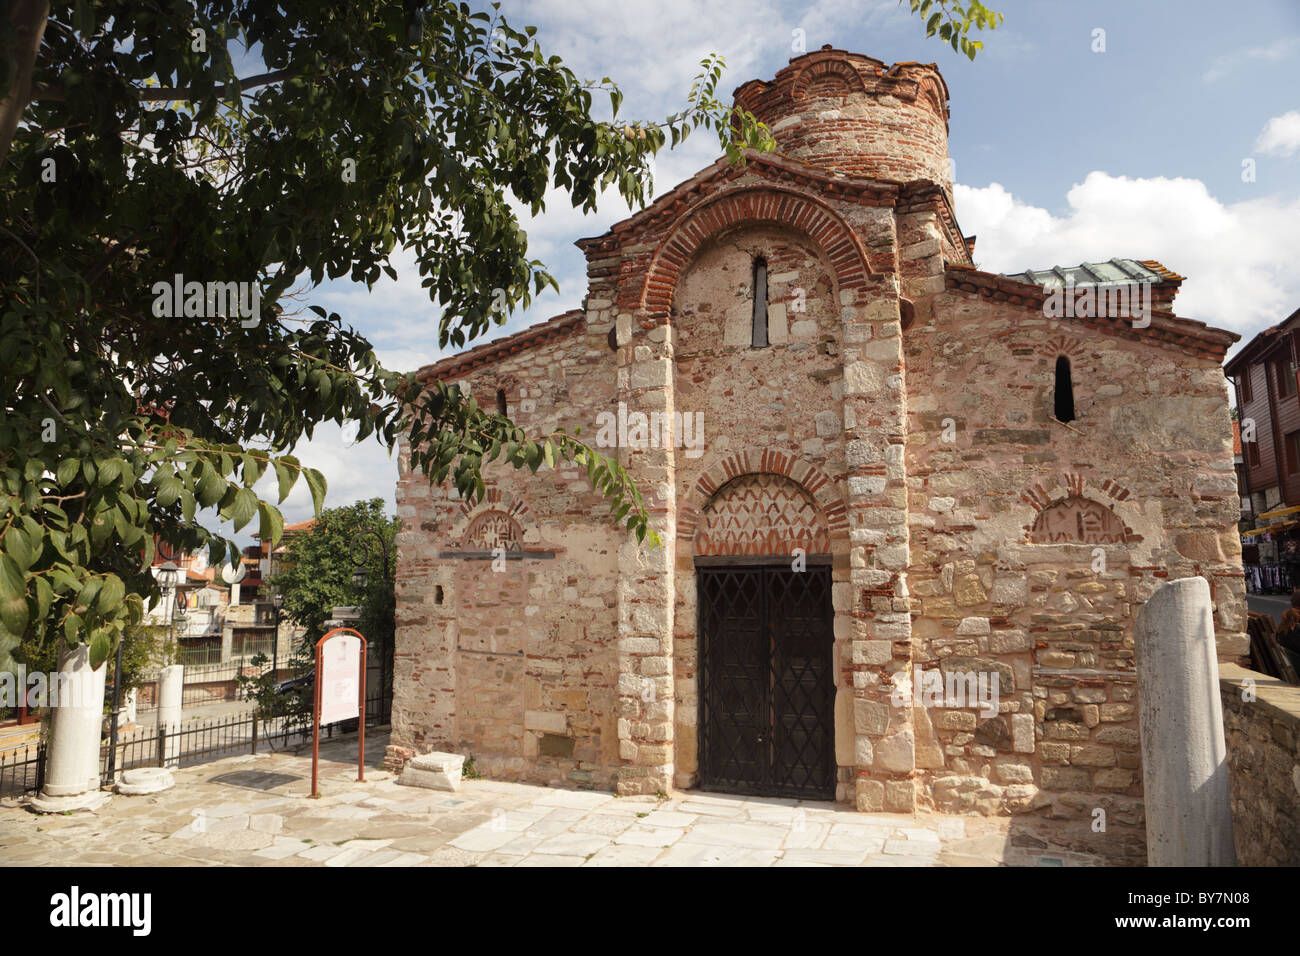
(693, 474), (836, 799)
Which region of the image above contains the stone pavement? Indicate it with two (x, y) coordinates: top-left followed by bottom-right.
(0, 733), (1107, 867)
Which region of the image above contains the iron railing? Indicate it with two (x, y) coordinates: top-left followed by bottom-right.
(0, 689), (391, 797)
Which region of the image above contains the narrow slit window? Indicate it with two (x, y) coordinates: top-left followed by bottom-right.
(751, 257), (768, 348)
(1054, 356), (1076, 423)
(496, 388), (508, 416)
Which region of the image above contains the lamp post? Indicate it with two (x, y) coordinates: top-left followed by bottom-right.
(271, 590), (283, 676)
(348, 528), (392, 719)
(158, 562), (180, 649)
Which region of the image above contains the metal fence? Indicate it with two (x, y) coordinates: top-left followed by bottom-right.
(0, 742), (44, 797)
(0, 689), (391, 798)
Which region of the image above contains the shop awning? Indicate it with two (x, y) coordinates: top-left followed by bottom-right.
(1243, 520), (1300, 537)
(1257, 504), (1300, 519)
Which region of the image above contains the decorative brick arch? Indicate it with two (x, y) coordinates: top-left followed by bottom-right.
(916, 74), (950, 124)
(695, 474), (829, 556)
(678, 447), (847, 546)
(791, 57), (868, 102)
(1020, 473), (1139, 545)
(640, 187), (872, 321)
(449, 487), (532, 546)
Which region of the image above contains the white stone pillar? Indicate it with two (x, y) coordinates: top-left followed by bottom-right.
(123, 688), (137, 725)
(1134, 577), (1235, 866)
(157, 663), (184, 768)
(30, 642), (109, 812)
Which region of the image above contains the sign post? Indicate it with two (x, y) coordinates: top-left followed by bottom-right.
(310, 626), (367, 799)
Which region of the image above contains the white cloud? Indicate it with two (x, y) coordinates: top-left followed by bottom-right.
(1203, 36), (1299, 82)
(955, 171), (1300, 344)
(1255, 110), (1300, 158)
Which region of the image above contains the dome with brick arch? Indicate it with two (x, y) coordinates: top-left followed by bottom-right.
(733, 47), (952, 196)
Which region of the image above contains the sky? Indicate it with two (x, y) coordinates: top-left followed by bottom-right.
(242, 0), (1300, 541)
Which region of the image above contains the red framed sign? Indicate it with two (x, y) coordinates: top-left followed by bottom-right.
(310, 626), (368, 798)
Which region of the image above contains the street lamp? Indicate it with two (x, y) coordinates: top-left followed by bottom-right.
(271, 590), (283, 674)
(157, 562), (179, 637)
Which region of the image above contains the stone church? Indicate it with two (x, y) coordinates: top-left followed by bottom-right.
(388, 48), (1243, 859)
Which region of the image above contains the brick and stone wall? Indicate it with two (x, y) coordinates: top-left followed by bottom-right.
(388, 48), (1245, 855)
(1219, 663), (1300, 866)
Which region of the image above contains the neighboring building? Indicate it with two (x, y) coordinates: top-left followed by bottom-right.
(1224, 309), (1300, 591)
(1225, 308), (1300, 520)
(389, 48), (1243, 861)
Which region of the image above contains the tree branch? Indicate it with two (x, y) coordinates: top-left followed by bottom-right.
(0, 0), (50, 164)
(32, 68), (299, 105)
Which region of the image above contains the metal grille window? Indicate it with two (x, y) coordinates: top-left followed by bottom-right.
(697, 564), (835, 799)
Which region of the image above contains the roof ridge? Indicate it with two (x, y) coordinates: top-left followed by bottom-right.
(415, 309), (585, 383)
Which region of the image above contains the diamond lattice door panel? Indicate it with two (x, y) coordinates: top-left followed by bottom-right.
(697, 565), (835, 799)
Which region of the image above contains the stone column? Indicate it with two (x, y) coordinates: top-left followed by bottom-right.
(30, 642), (109, 812)
(1134, 576), (1235, 866)
(157, 663), (184, 768)
(840, 268), (916, 813)
(613, 309), (677, 795)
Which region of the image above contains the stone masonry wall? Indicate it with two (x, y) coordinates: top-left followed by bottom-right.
(1219, 663), (1300, 866)
(391, 50), (1245, 845)
(900, 279), (1245, 861)
(391, 316), (626, 789)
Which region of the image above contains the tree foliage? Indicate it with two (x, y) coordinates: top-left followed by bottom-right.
(0, 0), (1000, 675)
(271, 498), (396, 653)
(907, 0), (1004, 60)
(0, 1), (774, 673)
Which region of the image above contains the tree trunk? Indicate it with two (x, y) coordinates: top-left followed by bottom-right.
(0, 0), (49, 165)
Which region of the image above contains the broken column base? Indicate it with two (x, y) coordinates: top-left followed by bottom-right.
(27, 790), (111, 814)
(398, 752), (464, 792)
(116, 767), (175, 795)
(382, 744), (416, 775)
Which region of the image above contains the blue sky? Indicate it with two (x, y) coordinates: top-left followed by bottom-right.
(249, 0), (1300, 538)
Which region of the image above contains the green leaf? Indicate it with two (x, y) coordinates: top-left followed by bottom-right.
(273, 460), (295, 504)
(229, 487), (259, 532)
(56, 458), (79, 487)
(3, 526), (35, 571)
(155, 472), (183, 508)
(196, 465), (225, 508)
(258, 502), (284, 547)
(97, 574), (125, 614)
(88, 628), (114, 669)
(0, 555), (28, 637)
(303, 468), (327, 515)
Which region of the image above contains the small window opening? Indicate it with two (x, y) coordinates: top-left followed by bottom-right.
(1054, 356), (1076, 423)
(496, 388), (508, 416)
(435, 585), (444, 605)
(751, 257), (769, 348)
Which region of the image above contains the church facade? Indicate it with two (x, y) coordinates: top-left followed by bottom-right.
(388, 48), (1243, 861)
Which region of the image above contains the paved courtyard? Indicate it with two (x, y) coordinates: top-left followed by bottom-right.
(0, 733), (1106, 867)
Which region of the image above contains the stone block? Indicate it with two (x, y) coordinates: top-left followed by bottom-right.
(398, 751), (465, 792)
